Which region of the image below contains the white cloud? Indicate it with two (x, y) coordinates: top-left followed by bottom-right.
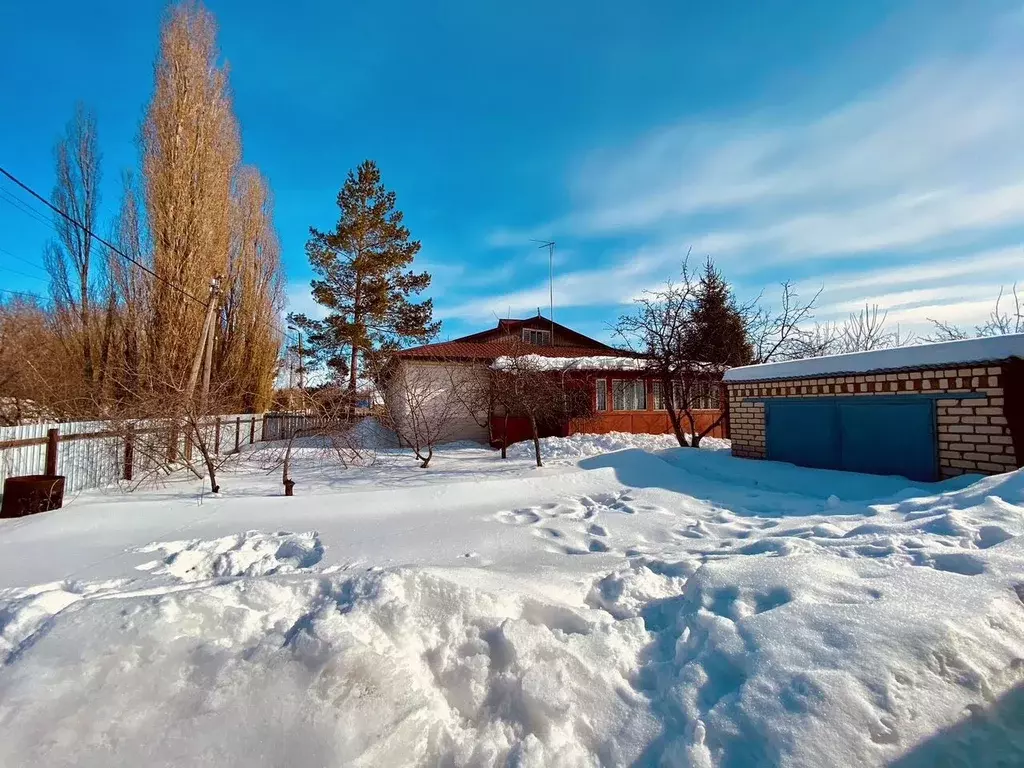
(283, 280), (325, 321)
(474, 17), (1024, 333)
(437, 248), (672, 322)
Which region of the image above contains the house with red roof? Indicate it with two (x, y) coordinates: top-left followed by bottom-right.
(387, 314), (726, 446)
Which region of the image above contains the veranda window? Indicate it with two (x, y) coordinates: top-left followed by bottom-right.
(694, 380), (721, 409)
(612, 379), (647, 411)
(661, 380), (720, 410)
(595, 379), (607, 412)
(652, 381), (665, 410)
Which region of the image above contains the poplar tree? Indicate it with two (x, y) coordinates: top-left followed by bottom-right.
(141, 1), (240, 390)
(291, 160), (439, 391)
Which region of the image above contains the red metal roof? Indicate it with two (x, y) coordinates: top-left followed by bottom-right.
(395, 341), (637, 361)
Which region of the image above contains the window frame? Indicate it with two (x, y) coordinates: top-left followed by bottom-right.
(522, 328), (551, 345)
(611, 378), (648, 411)
(693, 380), (721, 410)
(595, 378), (607, 412)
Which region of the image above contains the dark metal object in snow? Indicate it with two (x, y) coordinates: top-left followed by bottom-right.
(1, 475), (66, 518)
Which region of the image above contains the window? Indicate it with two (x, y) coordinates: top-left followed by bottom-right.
(656, 380), (720, 410)
(611, 379), (647, 411)
(689, 380), (721, 409)
(701, 380), (722, 409)
(595, 379), (607, 412)
(522, 328), (551, 345)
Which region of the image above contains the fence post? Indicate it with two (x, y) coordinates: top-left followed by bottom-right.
(167, 425), (178, 463)
(214, 417), (221, 456)
(235, 417), (241, 453)
(261, 414), (268, 442)
(720, 382), (730, 439)
(45, 428), (59, 476)
(249, 416), (256, 444)
(124, 425), (135, 481)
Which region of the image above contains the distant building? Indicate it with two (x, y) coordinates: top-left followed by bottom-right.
(387, 314), (726, 446)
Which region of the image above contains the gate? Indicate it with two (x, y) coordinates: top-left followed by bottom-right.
(766, 397), (938, 481)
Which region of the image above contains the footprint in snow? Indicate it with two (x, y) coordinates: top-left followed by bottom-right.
(587, 523), (609, 537)
(534, 527), (564, 540)
(494, 509), (542, 526)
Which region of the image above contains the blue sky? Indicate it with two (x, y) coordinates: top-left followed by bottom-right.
(1, 0), (1022, 345)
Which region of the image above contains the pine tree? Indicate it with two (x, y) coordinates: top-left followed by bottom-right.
(290, 160), (438, 391)
(684, 258), (753, 367)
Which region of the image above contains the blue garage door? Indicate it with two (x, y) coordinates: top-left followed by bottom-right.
(838, 400), (936, 481)
(765, 401), (841, 470)
(766, 398), (938, 481)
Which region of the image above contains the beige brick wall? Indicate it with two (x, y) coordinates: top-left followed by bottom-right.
(726, 364), (1019, 478)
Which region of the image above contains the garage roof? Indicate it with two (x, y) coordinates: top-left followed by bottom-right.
(724, 333), (1024, 383)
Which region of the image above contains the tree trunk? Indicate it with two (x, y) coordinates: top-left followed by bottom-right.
(190, 420), (220, 494)
(694, 412), (726, 448)
(529, 413), (542, 467)
(663, 377), (690, 448)
(349, 279), (362, 394)
(348, 343), (359, 394)
(683, 408), (698, 447)
(417, 446), (432, 469)
(501, 412), (508, 459)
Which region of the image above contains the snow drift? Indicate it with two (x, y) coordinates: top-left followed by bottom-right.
(0, 435), (1023, 766)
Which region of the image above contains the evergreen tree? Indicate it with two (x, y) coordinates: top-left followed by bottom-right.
(290, 160), (438, 391)
(684, 258), (753, 367)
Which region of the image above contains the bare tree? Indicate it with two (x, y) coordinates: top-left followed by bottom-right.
(142, 2), (241, 392)
(490, 343), (594, 467)
(928, 284), (1023, 341)
(379, 360), (464, 467)
(219, 167), (285, 412)
(43, 104), (117, 405)
(0, 297), (62, 425)
(746, 280), (823, 363)
(803, 304), (915, 357)
(616, 257), (815, 448)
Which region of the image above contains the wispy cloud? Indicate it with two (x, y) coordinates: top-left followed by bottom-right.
(438, 247), (671, 321)
(472, 15), (1024, 334)
(283, 279), (324, 321)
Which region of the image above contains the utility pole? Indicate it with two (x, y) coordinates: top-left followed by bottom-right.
(199, 288), (218, 414)
(297, 331), (304, 390)
(185, 276), (221, 406)
(532, 239), (555, 337)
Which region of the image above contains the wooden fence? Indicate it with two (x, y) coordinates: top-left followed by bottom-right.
(0, 412), (332, 495)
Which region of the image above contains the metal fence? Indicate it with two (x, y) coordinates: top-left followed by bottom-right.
(0, 413), (270, 495)
(0, 411), (352, 497)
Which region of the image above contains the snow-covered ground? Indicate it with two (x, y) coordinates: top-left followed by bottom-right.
(0, 430), (1022, 767)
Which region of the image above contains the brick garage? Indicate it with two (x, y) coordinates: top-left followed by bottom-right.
(724, 336), (1024, 481)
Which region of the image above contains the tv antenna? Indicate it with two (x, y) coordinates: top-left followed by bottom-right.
(531, 239), (555, 336)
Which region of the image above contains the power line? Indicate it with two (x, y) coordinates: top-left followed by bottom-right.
(0, 265), (47, 283)
(0, 165), (296, 345)
(0, 245), (48, 276)
(0, 187), (56, 230)
(0, 166), (213, 307)
(0, 287), (47, 302)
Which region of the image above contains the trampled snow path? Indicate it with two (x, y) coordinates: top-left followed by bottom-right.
(0, 433), (1023, 766)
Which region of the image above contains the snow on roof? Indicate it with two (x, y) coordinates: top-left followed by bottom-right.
(491, 354), (649, 372)
(724, 333), (1024, 383)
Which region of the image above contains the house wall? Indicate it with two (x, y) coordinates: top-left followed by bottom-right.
(489, 373), (726, 447)
(385, 361), (490, 444)
(727, 363), (1018, 478)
